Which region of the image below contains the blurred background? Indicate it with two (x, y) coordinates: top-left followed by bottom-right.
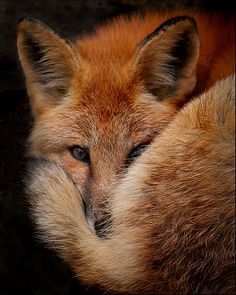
(0, 1), (233, 294)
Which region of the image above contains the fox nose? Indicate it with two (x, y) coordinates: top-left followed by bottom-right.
(89, 185), (113, 236)
(83, 200), (110, 237)
(83, 200), (96, 233)
(84, 169), (115, 236)
(94, 214), (110, 237)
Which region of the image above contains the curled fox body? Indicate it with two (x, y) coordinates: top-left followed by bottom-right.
(17, 10), (235, 232)
(27, 75), (235, 294)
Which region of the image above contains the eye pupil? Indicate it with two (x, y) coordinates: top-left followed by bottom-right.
(69, 146), (89, 162)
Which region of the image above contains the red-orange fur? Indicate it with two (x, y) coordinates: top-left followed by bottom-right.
(17, 11), (235, 224)
(17, 10), (235, 292)
(77, 11), (234, 96)
(27, 75), (235, 294)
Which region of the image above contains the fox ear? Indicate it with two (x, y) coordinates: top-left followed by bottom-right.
(133, 16), (199, 105)
(17, 17), (79, 115)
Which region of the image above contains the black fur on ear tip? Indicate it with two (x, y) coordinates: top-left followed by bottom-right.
(159, 16), (198, 33)
(140, 15), (198, 48)
(17, 17), (70, 44)
(17, 16), (48, 27)
(17, 16), (28, 25)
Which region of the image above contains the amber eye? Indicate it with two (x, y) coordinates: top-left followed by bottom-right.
(69, 145), (90, 163)
(126, 144), (149, 166)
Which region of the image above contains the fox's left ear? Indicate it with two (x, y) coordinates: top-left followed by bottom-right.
(133, 16), (199, 105)
(17, 17), (79, 116)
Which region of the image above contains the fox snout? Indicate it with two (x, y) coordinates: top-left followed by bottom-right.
(83, 196), (111, 238)
(81, 173), (115, 237)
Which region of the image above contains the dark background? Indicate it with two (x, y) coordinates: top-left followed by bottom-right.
(0, 1), (233, 294)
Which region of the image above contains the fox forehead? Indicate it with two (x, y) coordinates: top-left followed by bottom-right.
(71, 66), (175, 129)
(30, 87), (175, 154)
(72, 66), (137, 117)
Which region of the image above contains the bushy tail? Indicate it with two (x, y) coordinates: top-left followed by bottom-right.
(26, 159), (149, 294)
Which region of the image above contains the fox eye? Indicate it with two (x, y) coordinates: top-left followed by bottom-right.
(126, 144), (149, 166)
(69, 146), (90, 163)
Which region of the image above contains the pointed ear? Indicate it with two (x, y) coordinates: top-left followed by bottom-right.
(133, 16), (199, 105)
(17, 17), (79, 116)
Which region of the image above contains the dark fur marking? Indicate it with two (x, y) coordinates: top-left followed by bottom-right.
(138, 15), (197, 49)
(167, 32), (193, 81)
(24, 33), (45, 67)
(23, 33), (69, 95)
(17, 16), (70, 44)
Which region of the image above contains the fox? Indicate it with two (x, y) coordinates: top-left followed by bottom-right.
(17, 10), (235, 234)
(27, 74), (235, 294)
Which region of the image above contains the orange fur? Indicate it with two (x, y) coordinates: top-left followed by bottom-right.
(76, 11), (235, 96)
(17, 10), (235, 230)
(27, 75), (235, 294)
(77, 11), (234, 96)
(18, 8), (235, 294)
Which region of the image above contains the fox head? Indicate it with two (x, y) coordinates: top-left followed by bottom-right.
(17, 14), (199, 234)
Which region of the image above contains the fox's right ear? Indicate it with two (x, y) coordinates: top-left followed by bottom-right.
(17, 17), (79, 116)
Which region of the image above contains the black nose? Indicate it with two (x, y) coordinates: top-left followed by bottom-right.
(83, 198), (111, 238)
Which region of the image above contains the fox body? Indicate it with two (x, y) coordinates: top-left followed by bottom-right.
(27, 75), (235, 294)
(17, 10), (235, 232)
